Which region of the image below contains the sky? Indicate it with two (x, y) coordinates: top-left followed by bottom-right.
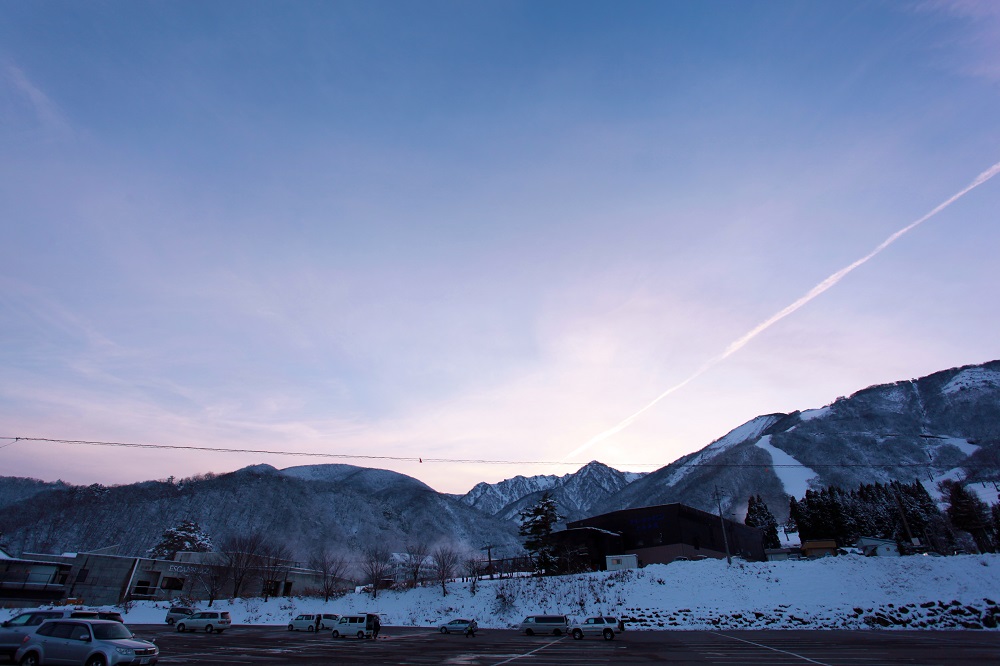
(1, 1), (999, 494)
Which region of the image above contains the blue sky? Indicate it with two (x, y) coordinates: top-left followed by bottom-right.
(2, 1), (999, 493)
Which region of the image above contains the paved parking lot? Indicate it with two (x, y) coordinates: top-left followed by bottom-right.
(111, 625), (1000, 665)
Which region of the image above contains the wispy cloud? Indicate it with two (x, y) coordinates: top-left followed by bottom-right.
(2, 61), (72, 139)
(918, 0), (1000, 79)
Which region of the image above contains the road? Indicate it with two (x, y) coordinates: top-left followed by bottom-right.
(113, 625), (1000, 665)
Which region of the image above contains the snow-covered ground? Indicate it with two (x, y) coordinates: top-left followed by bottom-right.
(10, 555), (1000, 631)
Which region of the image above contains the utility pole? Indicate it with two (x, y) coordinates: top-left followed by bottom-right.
(713, 485), (732, 566)
(891, 481), (916, 547)
(481, 544), (495, 579)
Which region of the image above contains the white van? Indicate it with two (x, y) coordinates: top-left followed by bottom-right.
(518, 615), (570, 636)
(331, 613), (380, 639)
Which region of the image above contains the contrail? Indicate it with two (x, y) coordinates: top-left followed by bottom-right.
(565, 160), (1000, 461)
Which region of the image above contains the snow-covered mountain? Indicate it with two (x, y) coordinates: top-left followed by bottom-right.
(458, 461), (644, 522)
(0, 463), (522, 560)
(595, 360), (1000, 521)
(1, 360), (997, 560)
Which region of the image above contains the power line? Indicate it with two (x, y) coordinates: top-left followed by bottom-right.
(0, 435), (990, 470)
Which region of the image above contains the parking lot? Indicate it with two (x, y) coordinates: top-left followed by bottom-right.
(100, 625), (1000, 665)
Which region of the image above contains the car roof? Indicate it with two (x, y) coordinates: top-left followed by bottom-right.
(41, 618), (123, 625)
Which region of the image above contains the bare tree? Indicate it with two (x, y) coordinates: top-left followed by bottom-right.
(195, 566), (227, 607)
(220, 532), (265, 599)
(359, 544), (393, 600)
(463, 555), (484, 596)
(257, 541), (293, 602)
(431, 544), (460, 597)
(309, 548), (352, 602)
(403, 541), (430, 589)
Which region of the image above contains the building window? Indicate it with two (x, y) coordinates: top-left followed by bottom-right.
(76, 569), (89, 583)
(161, 577), (184, 590)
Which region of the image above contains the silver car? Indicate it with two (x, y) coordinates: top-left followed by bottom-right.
(570, 616), (625, 641)
(438, 618), (474, 634)
(163, 607), (194, 626)
(15, 619), (158, 666)
(175, 611), (230, 634)
(1, 611), (100, 659)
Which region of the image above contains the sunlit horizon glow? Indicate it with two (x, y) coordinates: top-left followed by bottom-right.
(565, 159), (1000, 462)
(2, 1), (999, 494)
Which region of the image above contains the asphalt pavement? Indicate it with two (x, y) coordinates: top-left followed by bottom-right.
(107, 624), (1000, 665)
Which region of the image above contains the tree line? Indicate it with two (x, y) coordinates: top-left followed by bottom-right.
(746, 479), (999, 554)
(146, 519), (513, 605)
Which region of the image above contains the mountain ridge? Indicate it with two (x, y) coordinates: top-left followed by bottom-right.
(1, 360), (997, 558)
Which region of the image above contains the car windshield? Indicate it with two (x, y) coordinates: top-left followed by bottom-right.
(93, 624), (133, 640)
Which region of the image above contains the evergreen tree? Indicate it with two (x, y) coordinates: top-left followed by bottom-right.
(518, 492), (561, 575)
(745, 495), (781, 549)
(941, 480), (994, 553)
(993, 503), (1000, 552)
(148, 519), (213, 560)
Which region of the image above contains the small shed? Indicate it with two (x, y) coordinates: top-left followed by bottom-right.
(764, 547), (801, 562)
(800, 540), (838, 558)
(856, 537), (900, 557)
(606, 554), (638, 571)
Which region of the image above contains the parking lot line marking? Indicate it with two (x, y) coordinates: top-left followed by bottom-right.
(711, 632), (833, 666)
(491, 637), (566, 664)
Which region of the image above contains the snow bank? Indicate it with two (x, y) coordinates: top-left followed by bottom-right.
(12, 555), (999, 631)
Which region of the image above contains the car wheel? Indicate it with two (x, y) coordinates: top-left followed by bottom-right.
(85, 655), (107, 666)
(176, 623), (186, 632)
(572, 629), (583, 640)
(205, 624), (214, 634)
(440, 627), (448, 634)
(307, 624), (315, 632)
(332, 630), (340, 638)
(288, 624), (294, 631)
(18, 652), (40, 666)
(603, 629), (614, 641)
(167, 618), (175, 625)
(525, 628), (534, 636)
(357, 630), (365, 639)
(552, 629), (562, 636)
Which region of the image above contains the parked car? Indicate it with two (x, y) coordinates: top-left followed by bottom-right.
(163, 607), (194, 626)
(330, 614), (379, 639)
(318, 614), (340, 630)
(438, 618), (474, 634)
(1, 611), (100, 659)
(175, 611), (230, 633)
(97, 612), (125, 624)
(288, 614), (318, 632)
(15, 618), (158, 666)
(570, 616), (625, 641)
(517, 615), (569, 636)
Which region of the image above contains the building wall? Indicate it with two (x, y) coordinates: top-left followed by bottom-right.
(566, 503), (766, 566)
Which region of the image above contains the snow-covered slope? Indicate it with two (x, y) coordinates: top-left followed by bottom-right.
(597, 360), (1000, 522)
(61, 554), (1000, 631)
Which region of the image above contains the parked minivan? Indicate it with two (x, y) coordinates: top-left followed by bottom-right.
(176, 610), (231, 633)
(331, 614), (380, 639)
(518, 615), (570, 636)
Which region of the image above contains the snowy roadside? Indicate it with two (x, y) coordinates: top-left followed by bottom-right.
(10, 554), (1000, 631)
